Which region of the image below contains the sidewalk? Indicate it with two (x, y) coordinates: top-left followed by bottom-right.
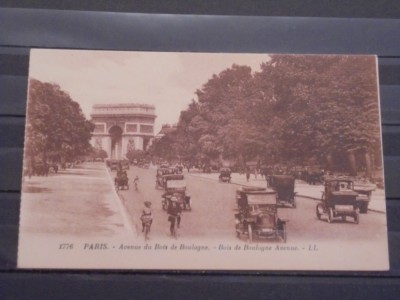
(187, 172), (386, 213)
(20, 162), (132, 237)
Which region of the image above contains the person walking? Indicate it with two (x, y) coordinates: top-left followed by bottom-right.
(246, 167), (250, 182)
(167, 196), (181, 237)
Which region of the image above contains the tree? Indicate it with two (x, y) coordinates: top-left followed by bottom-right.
(24, 79), (94, 165)
(256, 55), (381, 174)
(153, 56), (382, 177)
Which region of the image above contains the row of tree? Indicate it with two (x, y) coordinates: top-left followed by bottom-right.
(24, 79), (94, 168)
(150, 55), (382, 176)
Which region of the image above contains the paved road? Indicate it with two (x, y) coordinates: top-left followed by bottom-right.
(115, 166), (388, 244)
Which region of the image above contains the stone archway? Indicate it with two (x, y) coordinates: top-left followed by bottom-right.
(109, 125), (123, 159)
(143, 137), (151, 151)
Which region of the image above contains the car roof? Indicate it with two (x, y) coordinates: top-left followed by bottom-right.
(331, 190), (358, 196)
(245, 191), (276, 195)
(325, 177), (353, 182)
(237, 186), (275, 195)
(167, 180), (187, 188)
(272, 175), (294, 180)
(163, 174), (184, 180)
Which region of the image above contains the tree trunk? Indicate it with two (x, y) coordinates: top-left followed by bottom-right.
(365, 152), (372, 179)
(326, 153), (334, 172)
(370, 153), (375, 180)
(347, 151), (357, 176)
(42, 150), (47, 164)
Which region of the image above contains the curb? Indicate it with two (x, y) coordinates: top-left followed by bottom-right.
(104, 165), (137, 236)
(187, 173), (386, 214)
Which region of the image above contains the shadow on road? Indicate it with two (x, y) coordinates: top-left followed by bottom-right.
(23, 185), (51, 193)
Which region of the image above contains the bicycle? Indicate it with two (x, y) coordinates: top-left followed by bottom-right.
(141, 216), (152, 241)
(168, 214), (180, 238)
(143, 220), (151, 241)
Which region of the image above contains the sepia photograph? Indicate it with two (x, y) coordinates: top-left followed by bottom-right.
(18, 49), (388, 270)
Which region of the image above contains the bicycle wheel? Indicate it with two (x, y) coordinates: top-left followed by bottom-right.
(144, 224), (150, 240)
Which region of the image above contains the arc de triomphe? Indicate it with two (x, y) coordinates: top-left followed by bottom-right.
(90, 103), (156, 160)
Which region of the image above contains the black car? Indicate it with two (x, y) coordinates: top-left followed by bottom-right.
(235, 187), (286, 242)
(316, 178), (359, 224)
(270, 175), (297, 208)
(219, 167), (231, 183)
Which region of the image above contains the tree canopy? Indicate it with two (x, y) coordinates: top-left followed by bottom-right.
(150, 55), (382, 175)
(24, 79), (94, 163)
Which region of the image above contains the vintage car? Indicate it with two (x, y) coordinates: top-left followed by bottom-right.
(155, 167), (174, 189)
(161, 174), (185, 190)
(161, 177), (191, 211)
(316, 178), (360, 223)
(353, 181), (375, 213)
(270, 175), (296, 208)
(218, 167), (232, 183)
(304, 165), (324, 185)
(235, 187), (286, 242)
(136, 159), (150, 168)
(114, 172), (129, 190)
(109, 160), (120, 171)
(174, 164), (184, 174)
(120, 160), (130, 170)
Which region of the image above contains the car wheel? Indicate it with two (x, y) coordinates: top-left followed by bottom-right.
(316, 204), (322, 220)
(248, 224), (253, 243)
(354, 211), (360, 224)
(281, 223), (287, 243)
(327, 208), (334, 223)
(360, 202), (369, 214)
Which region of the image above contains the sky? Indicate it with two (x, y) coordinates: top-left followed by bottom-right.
(29, 49), (270, 133)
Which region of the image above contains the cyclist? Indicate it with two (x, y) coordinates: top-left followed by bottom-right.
(141, 201), (153, 234)
(167, 196), (181, 236)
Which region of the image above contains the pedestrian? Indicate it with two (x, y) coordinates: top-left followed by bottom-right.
(246, 168), (250, 182)
(133, 175), (139, 190)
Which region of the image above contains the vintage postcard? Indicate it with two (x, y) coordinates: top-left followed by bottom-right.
(18, 49), (389, 270)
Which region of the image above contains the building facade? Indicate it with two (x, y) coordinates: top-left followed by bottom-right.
(90, 103), (156, 160)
